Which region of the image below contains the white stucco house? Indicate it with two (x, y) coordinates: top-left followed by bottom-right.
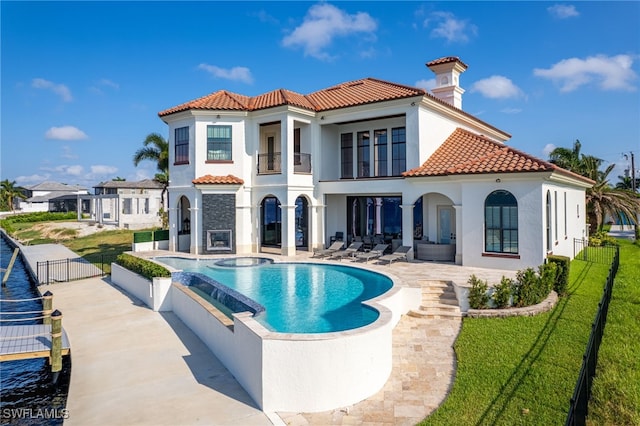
(18, 181), (88, 213)
(77, 179), (166, 229)
(158, 57), (593, 270)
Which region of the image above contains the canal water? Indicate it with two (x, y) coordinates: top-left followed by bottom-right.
(0, 236), (70, 425)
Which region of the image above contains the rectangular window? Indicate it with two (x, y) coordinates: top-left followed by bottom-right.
(294, 128), (301, 165)
(357, 131), (370, 177)
(174, 126), (189, 164)
(391, 127), (406, 175)
(341, 133), (353, 178)
(564, 192), (567, 237)
(122, 198), (132, 215)
(554, 191), (558, 241)
(374, 129), (388, 177)
(207, 125), (232, 161)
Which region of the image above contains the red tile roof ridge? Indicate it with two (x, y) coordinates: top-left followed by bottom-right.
(426, 56), (469, 69)
(403, 127), (594, 185)
(192, 174), (244, 185)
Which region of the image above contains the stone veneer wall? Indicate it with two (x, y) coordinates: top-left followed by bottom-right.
(202, 194), (236, 254)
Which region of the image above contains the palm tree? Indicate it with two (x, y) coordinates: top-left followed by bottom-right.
(616, 175), (640, 192)
(549, 142), (640, 232)
(0, 179), (26, 212)
(548, 139), (585, 174)
(133, 133), (169, 213)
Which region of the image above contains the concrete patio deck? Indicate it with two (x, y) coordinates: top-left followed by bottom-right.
(31, 245), (518, 425)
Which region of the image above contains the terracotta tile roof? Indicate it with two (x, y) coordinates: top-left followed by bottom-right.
(159, 90), (251, 116)
(403, 128), (594, 184)
(159, 78), (424, 117)
(306, 78), (425, 111)
(192, 174), (244, 185)
(250, 89), (318, 111)
(426, 56), (468, 70)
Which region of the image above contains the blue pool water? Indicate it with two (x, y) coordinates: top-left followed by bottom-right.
(155, 257), (393, 334)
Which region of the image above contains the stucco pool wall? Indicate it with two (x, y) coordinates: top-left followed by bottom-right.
(167, 260), (421, 412)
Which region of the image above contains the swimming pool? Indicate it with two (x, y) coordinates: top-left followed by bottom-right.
(154, 257), (393, 333)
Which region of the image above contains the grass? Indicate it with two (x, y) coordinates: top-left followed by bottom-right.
(421, 254), (612, 425)
(587, 240), (640, 425)
(61, 229), (140, 274)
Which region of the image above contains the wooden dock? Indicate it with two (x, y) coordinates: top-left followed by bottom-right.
(0, 324), (70, 362)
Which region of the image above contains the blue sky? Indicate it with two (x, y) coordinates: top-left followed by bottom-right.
(2, 1), (639, 189)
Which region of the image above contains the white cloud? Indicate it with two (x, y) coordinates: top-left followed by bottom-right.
(547, 4), (579, 19)
(282, 3), (377, 60)
(90, 165), (118, 175)
(470, 75), (524, 99)
(15, 173), (51, 185)
(32, 78), (72, 102)
(534, 54), (637, 92)
(65, 165), (84, 176)
(543, 143), (556, 157)
(197, 64), (254, 84)
(501, 107), (522, 114)
(424, 11), (477, 44)
(90, 78), (120, 95)
(415, 78), (436, 91)
(45, 126), (89, 140)
(60, 145), (78, 159)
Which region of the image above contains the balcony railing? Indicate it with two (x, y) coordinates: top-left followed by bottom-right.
(257, 152), (311, 175)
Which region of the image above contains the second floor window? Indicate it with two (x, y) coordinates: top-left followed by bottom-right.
(207, 125), (232, 161)
(341, 133), (353, 178)
(391, 127), (406, 175)
(357, 131), (370, 177)
(174, 126), (189, 164)
(374, 129), (388, 177)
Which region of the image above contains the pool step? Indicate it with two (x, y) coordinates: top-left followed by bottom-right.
(409, 280), (461, 320)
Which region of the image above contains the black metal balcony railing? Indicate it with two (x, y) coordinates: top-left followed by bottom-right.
(257, 152), (311, 175)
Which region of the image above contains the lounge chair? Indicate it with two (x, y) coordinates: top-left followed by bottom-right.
(329, 241), (363, 260)
(313, 241), (344, 258)
(377, 245), (412, 265)
(354, 244), (388, 263)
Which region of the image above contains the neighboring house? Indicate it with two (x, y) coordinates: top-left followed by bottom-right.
(18, 181), (88, 213)
(158, 56), (593, 269)
(78, 179), (166, 230)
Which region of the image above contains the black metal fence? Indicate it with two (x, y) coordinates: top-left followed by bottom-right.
(573, 238), (618, 264)
(566, 244), (620, 425)
(37, 255), (116, 284)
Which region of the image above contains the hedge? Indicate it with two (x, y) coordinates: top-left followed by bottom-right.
(115, 253), (171, 280)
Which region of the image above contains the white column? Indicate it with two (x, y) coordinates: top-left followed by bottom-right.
(312, 204), (325, 251)
(168, 207), (178, 252)
(281, 204), (297, 257)
(190, 196), (200, 254)
(400, 204), (415, 260)
(453, 204), (462, 265)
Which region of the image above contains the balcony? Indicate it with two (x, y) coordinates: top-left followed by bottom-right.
(257, 152), (311, 175)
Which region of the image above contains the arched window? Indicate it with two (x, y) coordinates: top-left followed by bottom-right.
(485, 190), (518, 253)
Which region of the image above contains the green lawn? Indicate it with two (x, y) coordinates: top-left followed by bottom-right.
(421, 254), (612, 425)
(61, 229), (140, 274)
(587, 240), (640, 425)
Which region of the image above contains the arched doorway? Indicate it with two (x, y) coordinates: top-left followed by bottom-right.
(177, 196), (191, 252)
(261, 196), (281, 247)
(295, 196), (309, 250)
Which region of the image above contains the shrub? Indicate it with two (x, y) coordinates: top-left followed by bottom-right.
(547, 255), (570, 296)
(513, 268), (538, 307)
(115, 253), (171, 280)
(492, 276), (513, 309)
(589, 231), (619, 247)
(538, 262), (557, 300)
(468, 274), (489, 309)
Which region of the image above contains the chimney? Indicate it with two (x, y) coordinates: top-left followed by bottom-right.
(426, 56), (468, 109)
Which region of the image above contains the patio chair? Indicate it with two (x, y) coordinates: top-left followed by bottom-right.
(312, 241), (344, 258)
(354, 244), (388, 263)
(329, 241), (364, 260)
(377, 245), (412, 265)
